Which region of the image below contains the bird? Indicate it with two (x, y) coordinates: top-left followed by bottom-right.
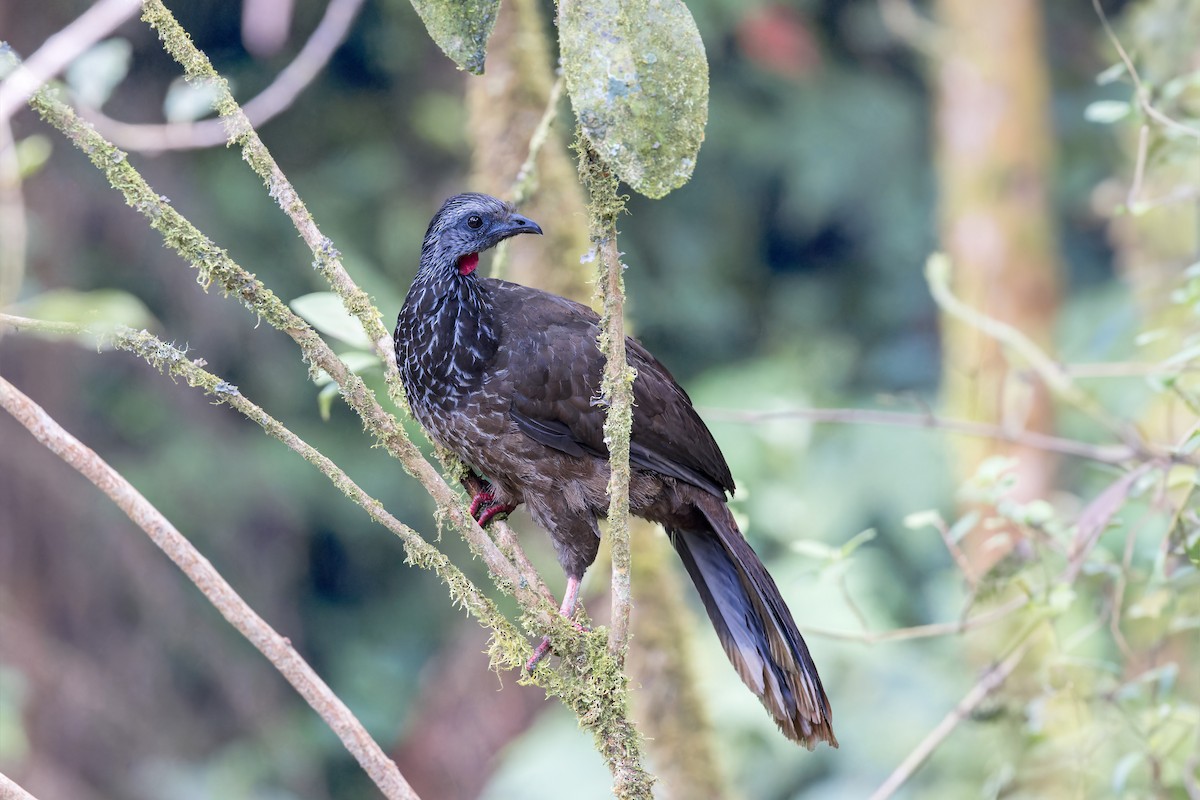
(394, 192), (837, 749)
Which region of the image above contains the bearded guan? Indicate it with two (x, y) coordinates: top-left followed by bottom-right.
(394, 193), (836, 749)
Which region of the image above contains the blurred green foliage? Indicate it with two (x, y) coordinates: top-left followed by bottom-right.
(2, 0), (1199, 798)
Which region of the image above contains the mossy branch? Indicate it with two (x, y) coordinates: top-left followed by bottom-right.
(574, 134), (652, 798)
(137, 0), (553, 606)
(16, 67), (552, 623)
(577, 138), (635, 664)
(138, 0), (404, 410)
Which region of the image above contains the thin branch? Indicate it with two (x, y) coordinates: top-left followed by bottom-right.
(491, 72), (565, 280)
(571, 135), (652, 798)
(926, 254), (1152, 449)
(512, 74), (565, 207)
(1127, 123), (1149, 210)
(0, 373), (421, 800)
(0, 0), (142, 123)
(0, 313), (84, 335)
(868, 639), (1034, 800)
(576, 140), (635, 665)
(876, 0), (944, 56)
(0, 770), (39, 800)
(705, 405), (1159, 466)
(83, 0), (365, 153)
(804, 594), (1028, 644)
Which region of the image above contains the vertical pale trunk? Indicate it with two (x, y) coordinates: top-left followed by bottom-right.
(934, 0), (1061, 576)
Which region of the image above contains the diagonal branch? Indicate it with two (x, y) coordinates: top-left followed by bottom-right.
(703, 405), (1187, 466)
(0, 373), (421, 800)
(868, 638), (1034, 800)
(0, 771), (39, 800)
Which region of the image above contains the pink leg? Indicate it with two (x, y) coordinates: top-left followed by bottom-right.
(468, 486), (516, 527)
(526, 576), (584, 672)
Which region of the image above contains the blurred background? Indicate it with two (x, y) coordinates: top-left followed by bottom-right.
(2, 0), (1199, 798)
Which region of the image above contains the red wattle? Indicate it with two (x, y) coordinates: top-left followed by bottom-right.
(458, 253), (480, 276)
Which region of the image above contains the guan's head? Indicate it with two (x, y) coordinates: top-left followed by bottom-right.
(420, 193), (543, 277)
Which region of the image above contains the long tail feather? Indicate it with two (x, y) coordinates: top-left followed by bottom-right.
(669, 496), (837, 749)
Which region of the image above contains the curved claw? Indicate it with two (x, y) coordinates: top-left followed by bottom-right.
(476, 501), (515, 527)
(468, 489), (495, 519)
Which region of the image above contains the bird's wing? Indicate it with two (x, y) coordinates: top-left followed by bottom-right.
(485, 279), (734, 498)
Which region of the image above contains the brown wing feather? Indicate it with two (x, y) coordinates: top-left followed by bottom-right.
(484, 279), (734, 498)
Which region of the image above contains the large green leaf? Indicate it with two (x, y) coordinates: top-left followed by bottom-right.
(559, 0), (709, 198)
(409, 0), (499, 75)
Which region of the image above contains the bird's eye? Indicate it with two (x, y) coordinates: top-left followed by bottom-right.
(467, 215), (483, 229)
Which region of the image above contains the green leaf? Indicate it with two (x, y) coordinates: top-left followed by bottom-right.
(1095, 62), (1128, 86)
(15, 135), (52, 179)
(839, 528), (876, 558)
(318, 382), (339, 422)
(66, 38), (131, 109)
(290, 292), (373, 349)
(163, 76), (226, 123)
(408, 0), (499, 75)
(1084, 99), (1132, 124)
(1111, 752), (1142, 794)
(313, 350), (382, 386)
(903, 509), (943, 530)
(560, 0), (709, 198)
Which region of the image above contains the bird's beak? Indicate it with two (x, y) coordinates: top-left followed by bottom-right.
(500, 213), (543, 239)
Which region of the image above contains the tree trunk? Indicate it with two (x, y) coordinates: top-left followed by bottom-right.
(933, 0), (1062, 576)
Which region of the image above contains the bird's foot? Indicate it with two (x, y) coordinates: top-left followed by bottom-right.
(469, 489), (516, 527)
(526, 619), (590, 672)
(465, 476), (516, 528)
(525, 576), (587, 673)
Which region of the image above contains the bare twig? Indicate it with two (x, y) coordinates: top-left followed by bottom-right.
(877, 0), (944, 55)
(0, 312), (538, 653)
(1127, 123), (1149, 210)
(84, 0), (365, 153)
(1064, 461), (1158, 582)
(705, 405), (1158, 466)
(0, 374), (421, 800)
(0, 0), (142, 123)
(868, 639), (1034, 800)
(512, 74), (565, 207)
(0, 770), (39, 800)
(926, 254), (1151, 448)
(805, 594), (1028, 644)
(491, 72), (566, 279)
